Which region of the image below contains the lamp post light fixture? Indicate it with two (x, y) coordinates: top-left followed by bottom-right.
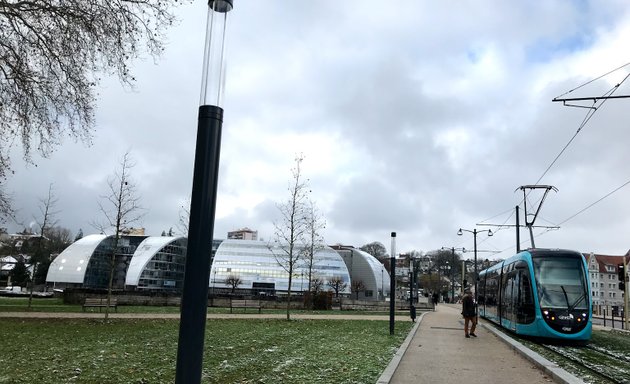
(176, 1), (233, 383)
(457, 228), (492, 307)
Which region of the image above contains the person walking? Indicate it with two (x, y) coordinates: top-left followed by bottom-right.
(461, 288), (477, 338)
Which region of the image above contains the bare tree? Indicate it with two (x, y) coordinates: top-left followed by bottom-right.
(28, 183), (59, 309)
(93, 152), (144, 320)
(326, 276), (347, 298)
(351, 280), (366, 300)
(360, 241), (388, 264)
(310, 276), (324, 294)
(0, 0), (189, 211)
(224, 274), (242, 295)
(271, 154), (310, 321)
(303, 200), (326, 294)
(42, 225), (71, 252)
(0, 185), (13, 223)
(177, 197), (191, 236)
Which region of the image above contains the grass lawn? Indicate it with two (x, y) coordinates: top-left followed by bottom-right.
(0, 297), (415, 316)
(0, 318), (414, 383)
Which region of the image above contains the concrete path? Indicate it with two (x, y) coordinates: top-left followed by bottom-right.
(382, 304), (571, 384)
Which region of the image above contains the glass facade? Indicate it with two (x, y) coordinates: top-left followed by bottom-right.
(83, 236), (147, 289)
(47, 235), (187, 292)
(210, 239), (351, 295)
(134, 238), (187, 291)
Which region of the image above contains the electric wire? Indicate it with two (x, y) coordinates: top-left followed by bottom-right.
(548, 177), (630, 230)
(467, 64), (630, 256)
(553, 61), (630, 99)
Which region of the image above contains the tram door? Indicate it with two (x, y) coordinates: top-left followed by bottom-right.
(501, 264), (516, 327)
(515, 262), (535, 324)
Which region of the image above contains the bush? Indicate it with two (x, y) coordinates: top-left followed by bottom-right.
(312, 291), (332, 310)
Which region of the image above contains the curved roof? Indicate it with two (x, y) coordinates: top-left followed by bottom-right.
(125, 236), (186, 286)
(211, 239), (351, 293)
(341, 248), (391, 296)
(46, 234), (107, 283)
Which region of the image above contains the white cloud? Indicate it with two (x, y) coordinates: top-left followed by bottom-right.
(5, 0), (630, 258)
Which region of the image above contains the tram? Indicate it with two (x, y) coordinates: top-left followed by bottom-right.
(478, 248), (592, 341)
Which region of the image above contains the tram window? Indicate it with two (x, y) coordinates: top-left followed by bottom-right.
(533, 257), (588, 310)
(517, 272), (535, 323)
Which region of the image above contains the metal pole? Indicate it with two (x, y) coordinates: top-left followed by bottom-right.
(176, 2), (232, 382)
(176, 105), (223, 384)
(409, 257), (414, 304)
(473, 229), (478, 309)
(625, 256), (629, 331)
(516, 205), (520, 253)
(451, 248), (455, 302)
(390, 232), (396, 335)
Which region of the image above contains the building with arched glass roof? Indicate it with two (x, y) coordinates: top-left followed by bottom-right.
(331, 247), (391, 300)
(210, 239), (352, 296)
(46, 235), (391, 301)
(46, 234), (187, 292)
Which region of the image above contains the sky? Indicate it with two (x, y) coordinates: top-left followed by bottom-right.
(3, 0), (630, 260)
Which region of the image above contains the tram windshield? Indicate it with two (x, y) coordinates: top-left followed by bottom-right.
(532, 256), (588, 310)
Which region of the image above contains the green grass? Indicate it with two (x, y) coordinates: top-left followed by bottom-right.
(0, 318), (414, 383)
(0, 297), (415, 316)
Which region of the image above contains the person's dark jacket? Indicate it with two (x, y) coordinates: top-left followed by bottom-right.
(461, 294), (476, 317)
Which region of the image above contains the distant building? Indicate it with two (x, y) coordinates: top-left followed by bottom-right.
(227, 227), (258, 241)
(330, 246), (390, 301)
(211, 239), (351, 296)
(45, 233), (393, 301)
(46, 234), (187, 292)
(585, 252), (629, 315)
(0, 256), (18, 286)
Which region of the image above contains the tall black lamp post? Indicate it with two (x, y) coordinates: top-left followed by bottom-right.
(457, 228), (492, 307)
(176, 1), (233, 383)
(389, 232), (396, 335)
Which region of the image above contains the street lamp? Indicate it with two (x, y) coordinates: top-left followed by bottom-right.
(176, 1), (233, 383)
(441, 247), (465, 302)
(457, 228), (492, 306)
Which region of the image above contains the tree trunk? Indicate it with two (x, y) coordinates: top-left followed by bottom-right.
(105, 235), (120, 321)
(286, 272), (292, 321)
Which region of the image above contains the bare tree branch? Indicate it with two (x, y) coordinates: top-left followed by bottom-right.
(303, 200), (325, 293)
(92, 151), (145, 320)
(27, 182), (59, 308)
(0, 0), (190, 208)
(270, 154), (311, 321)
(177, 196), (190, 236)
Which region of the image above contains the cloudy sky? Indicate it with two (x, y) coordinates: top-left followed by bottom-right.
(4, 0), (630, 260)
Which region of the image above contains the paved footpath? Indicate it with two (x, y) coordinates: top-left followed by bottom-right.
(381, 304), (584, 384)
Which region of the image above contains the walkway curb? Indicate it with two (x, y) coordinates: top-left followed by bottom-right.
(376, 311), (426, 384)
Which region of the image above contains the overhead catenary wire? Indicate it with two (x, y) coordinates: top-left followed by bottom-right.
(469, 63), (630, 255)
(553, 62), (630, 100)
(535, 73), (630, 185)
(498, 176), (630, 253)
(547, 177), (630, 231)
